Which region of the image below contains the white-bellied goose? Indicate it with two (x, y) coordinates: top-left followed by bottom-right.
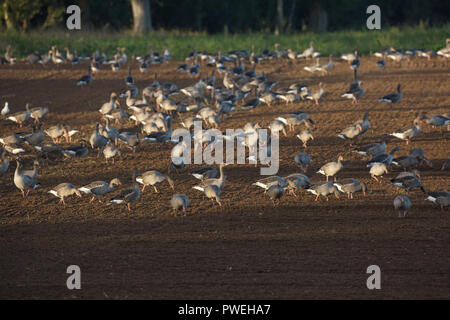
(62, 141), (89, 158)
(317, 156), (344, 182)
(193, 164), (227, 191)
(338, 123), (363, 141)
(30, 104), (49, 124)
(423, 114), (450, 132)
(268, 118), (287, 137)
(307, 182), (340, 201)
(7, 103), (31, 127)
(109, 172), (141, 211)
(390, 172), (426, 194)
(394, 195), (411, 218)
(118, 132), (140, 153)
(125, 66), (135, 86)
(99, 93), (119, 118)
(0, 149), (9, 175)
(200, 184), (222, 207)
(390, 116), (424, 144)
(79, 178), (121, 203)
(306, 83), (325, 105)
(136, 170), (174, 193)
(14, 160), (40, 197)
(77, 66), (92, 86)
(342, 81), (365, 104)
(253, 176), (288, 193)
(1, 102), (10, 117)
(22, 124), (44, 146)
(191, 166), (219, 180)
(294, 152), (312, 173)
(171, 194), (189, 215)
(353, 134), (389, 157)
(103, 144), (120, 164)
(296, 130), (314, 148)
(283, 173), (312, 196)
(48, 183), (82, 205)
(45, 125), (69, 144)
(334, 178), (368, 199)
(90, 123), (109, 156)
(379, 84), (403, 104)
(425, 195), (450, 211)
(367, 146), (401, 168)
(266, 182), (285, 206)
(369, 162), (388, 183)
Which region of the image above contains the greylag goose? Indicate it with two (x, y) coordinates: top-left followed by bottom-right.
(307, 182), (340, 201)
(394, 195), (411, 218)
(99, 93), (119, 119)
(100, 119), (120, 145)
(334, 179), (368, 199)
(338, 123), (363, 141)
(30, 104), (49, 123)
(390, 116), (424, 144)
(7, 103), (31, 127)
(283, 173), (312, 196)
(22, 124), (44, 146)
(392, 155), (419, 170)
(379, 84), (403, 104)
(350, 51), (360, 70)
(252, 176), (288, 193)
(22, 160), (39, 180)
(77, 66), (92, 86)
(425, 195), (450, 211)
(44, 125), (69, 144)
(125, 66), (135, 86)
(0, 149), (9, 175)
(409, 148), (432, 167)
(14, 160), (40, 197)
(317, 156), (344, 182)
(193, 164), (227, 191)
(367, 146), (401, 168)
(171, 194), (189, 215)
(103, 144), (120, 163)
(296, 130), (314, 148)
(62, 141), (89, 158)
(342, 81), (365, 104)
(48, 183), (82, 205)
(353, 134), (389, 157)
(79, 178), (121, 203)
(266, 182), (285, 206)
(294, 152), (312, 173)
(118, 132), (140, 153)
(191, 166), (219, 180)
(90, 123), (109, 155)
(1, 102), (9, 117)
(278, 113), (313, 132)
(423, 114), (450, 132)
(369, 162), (388, 183)
(136, 170), (174, 193)
(306, 83), (325, 105)
(0, 133), (23, 145)
(109, 172), (141, 211)
(268, 118), (287, 137)
(442, 157), (450, 171)
(390, 172), (426, 194)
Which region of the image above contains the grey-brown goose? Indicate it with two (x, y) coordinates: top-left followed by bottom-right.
(22, 160), (39, 181)
(89, 123), (109, 155)
(0, 149), (9, 175)
(334, 178), (368, 199)
(193, 164), (227, 191)
(118, 132), (140, 153)
(409, 148), (432, 167)
(252, 176), (288, 192)
(136, 170), (174, 193)
(202, 184), (222, 207)
(392, 155), (419, 170)
(22, 124), (44, 146)
(45, 125), (68, 144)
(390, 172), (426, 194)
(394, 195), (411, 218)
(99, 93), (119, 119)
(0, 133), (23, 145)
(30, 104), (49, 124)
(7, 103), (31, 127)
(191, 166), (219, 180)
(341, 81), (365, 104)
(103, 144), (120, 164)
(306, 82), (325, 105)
(354, 112), (370, 134)
(14, 160), (40, 197)
(353, 134), (389, 157)
(171, 194), (190, 215)
(294, 152), (312, 173)
(369, 162), (388, 183)
(425, 195), (450, 211)
(338, 123), (363, 141)
(48, 183), (82, 205)
(79, 178), (121, 203)
(62, 141), (89, 158)
(367, 146), (401, 168)
(266, 182), (285, 206)
(317, 156), (344, 182)
(109, 172), (141, 211)
(283, 173), (312, 196)
(307, 182), (340, 201)
(296, 130), (314, 148)
(379, 84), (403, 104)
(390, 116), (424, 144)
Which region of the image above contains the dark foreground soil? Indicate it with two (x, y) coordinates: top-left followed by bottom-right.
(0, 56), (449, 299)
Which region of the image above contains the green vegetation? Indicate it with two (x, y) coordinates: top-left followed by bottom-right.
(1, 25), (449, 61)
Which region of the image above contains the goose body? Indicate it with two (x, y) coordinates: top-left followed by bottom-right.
(14, 160), (40, 197)
(307, 182), (340, 201)
(171, 194), (190, 214)
(136, 170), (174, 193)
(48, 183), (82, 205)
(294, 152), (312, 173)
(317, 156), (344, 182)
(390, 117), (423, 144)
(109, 173), (141, 211)
(379, 84), (403, 104)
(334, 178), (367, 199)
(425, 195), (450, 210)
(369, 162), (388, 183)
(394, 196), (411, 218)
(79, 178), (121, 202)
(353, 135), (388, 157)
(367, 146), (401, 168)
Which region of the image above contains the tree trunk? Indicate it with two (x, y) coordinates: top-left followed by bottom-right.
(275, 0), (284, 34)
(309, 2), (328, 32)
(3, 0), (14, 30)
(286, 0), (297, 33)
(131, 0), (152, 34)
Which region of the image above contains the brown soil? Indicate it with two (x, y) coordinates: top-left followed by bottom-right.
(0, 57), (449, 299)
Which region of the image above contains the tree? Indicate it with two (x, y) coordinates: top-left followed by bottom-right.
(275, 0), (283, 34)
(131, 0), (152, 34)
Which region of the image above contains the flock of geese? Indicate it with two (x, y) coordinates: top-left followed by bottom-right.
(1, 39), (449, 217)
